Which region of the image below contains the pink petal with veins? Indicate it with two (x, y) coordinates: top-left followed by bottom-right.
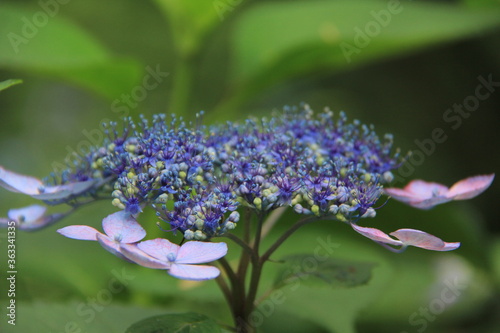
(102, 211), (146, 243)
(390, 229), (460, 251)
(120, 243), (170, 269)
(169, 263), (220, 280)
(0, 166), (43, 195)
(385, 174), (494, 209)
(404, 180), (449, 198)
(350, 224), (403, 246)
(6, 205), (65, 230)
(57, 225), (101, 240)
(382, 187), (416, 203)
(0, 166), (95, 200)
(32, 180), (96, 200)
(96, 233), (119, 255)
(176, 241), (228, 264)
(8, 205), (46, 222)
(406, 196), (452, 210)
(447, 174), (495, 200)
(137, 238), (180, 261)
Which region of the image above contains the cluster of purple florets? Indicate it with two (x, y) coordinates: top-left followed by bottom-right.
(47, 105), (401, 240)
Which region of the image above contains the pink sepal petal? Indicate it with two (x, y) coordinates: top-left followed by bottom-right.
(390, 229), (460, 251)
(382, 188), (415, 203)
(169, 264), (221, 280)
(7, 205), (65, 230)
(120, 243), (170, 269)
(0, 166), (42, 195)
(404, 180), (449, 198)
(96, 233), (121, 257)
(447, 174), (495, 200)
(176, 241), (228, 264)
(441, 242), (461, 251)
(32, 180), (96, 200)
(0, 218), (10, 227)
(137, 238), (180, 260)
(57, 225), (101, 240)
(102, 211), (146, 243)
(350, 224), (403, 246)
(8, 204), (46, 222)
(0, 166), (96, 200)
(406, 197), (451, 210)
(385, 174), (494, 209)
(385, 180), (450, 209)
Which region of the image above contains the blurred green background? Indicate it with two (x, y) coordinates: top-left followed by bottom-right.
(1, 0), (499, 332)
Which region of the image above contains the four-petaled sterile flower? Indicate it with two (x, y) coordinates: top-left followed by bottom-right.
(350, 223), (460, 252)
(120, 238), (227, 280)
(384, 174), (494, 209)
(57, 211), (146, 259)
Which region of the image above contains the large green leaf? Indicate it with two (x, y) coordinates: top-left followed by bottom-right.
(227, 0), (500, 109)
(274, 254), (375, 289)
(126, 312), (222, 333)
(0, 5), (107, 69)
(0, 4), (143, 100)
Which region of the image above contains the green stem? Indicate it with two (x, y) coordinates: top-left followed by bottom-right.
(258, 206), (287, 240)
(244, 213), (265, 319)
(168, 55), (195, 117)
(221, 212), (257, 332)
(218, 257), (238, 289)
(236, 209), (254, 289)
(226, 233), (256, 264)
(215, 274), (232, 313)
(260, 216), (318, 264)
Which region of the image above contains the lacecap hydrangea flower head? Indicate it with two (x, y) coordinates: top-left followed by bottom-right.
(0, 104), (494, 280)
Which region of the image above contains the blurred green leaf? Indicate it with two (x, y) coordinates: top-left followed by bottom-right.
(152, 0), (222, 57)
(255, 222), (396, 333)
(126, 312), (222, 333)
(0, 5), (107, 70)
(462, 0), (500, 8)
(492, 237), (500, 287)
(0, 78), (22, 92)
(274, 254), (374, 289)
(51, 58), (144, 100)
(0, 301), (167, 333)
(227, 0), (500, 110)
(0, 4), (144, 100)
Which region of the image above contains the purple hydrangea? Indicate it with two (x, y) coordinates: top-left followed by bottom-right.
(1, 104), (494, 263)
